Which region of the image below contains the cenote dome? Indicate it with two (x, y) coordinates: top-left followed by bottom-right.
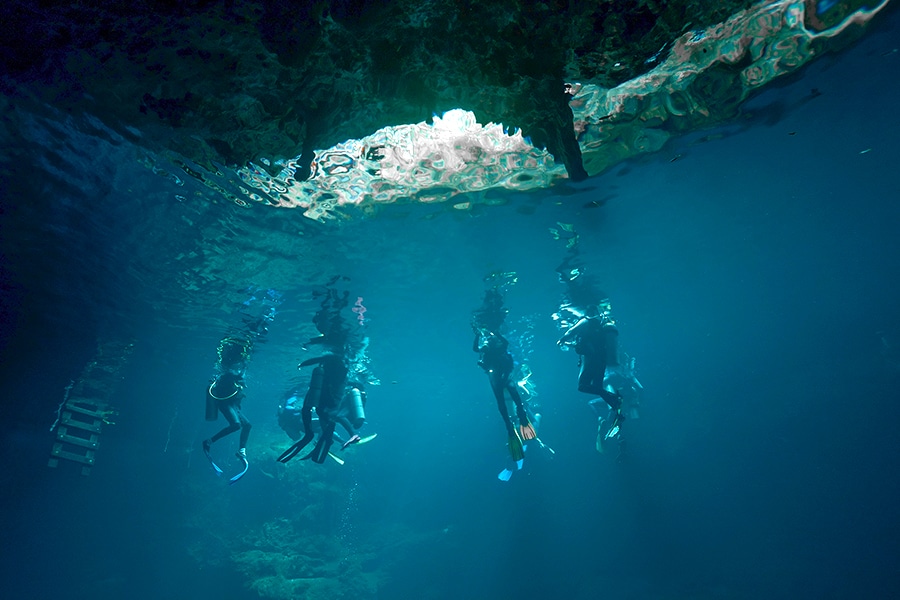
(1, 1), (899, 599)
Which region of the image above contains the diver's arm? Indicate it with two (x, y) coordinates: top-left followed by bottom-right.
(558, 317), (587, 345)
(299, 356), (327, 368)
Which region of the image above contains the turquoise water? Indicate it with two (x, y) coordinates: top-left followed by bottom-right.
(2, 11), (900, 600)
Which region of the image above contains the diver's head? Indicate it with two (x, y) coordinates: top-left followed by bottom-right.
(559, 267), (581, 283)
(598, 298), (612, 315)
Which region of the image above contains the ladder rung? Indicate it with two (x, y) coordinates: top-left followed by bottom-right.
(49, 443), (96, 466)
(64, 403), (107, 419)
(61, 412), (103, 433)
(56, 426), (99, 449)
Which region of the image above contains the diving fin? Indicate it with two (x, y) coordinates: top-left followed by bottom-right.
(605, 423), (620, 440)
(535, 437), (556, 455)
(342, 433), (377, 450)
(203, 440), (224, 476)
(499, 456), (525, 482)
(516, 408), (537, 441)
(308, 434), (334, 464)
(341, 434), (361, 450)
(519, 421), (537, 441)
(328, 452), (345, 465)
(605, 412), (623, 441)
(508, 432), (525, 461)
(277, 435), (314, 464)
(228, 451), (249, 485)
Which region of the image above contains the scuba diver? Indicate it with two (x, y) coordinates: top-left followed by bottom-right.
(202, 288), (280, 484)
(277, 353), (347, 464)
(278, 380), (374, 454)
(203, 369), (251, 482)
(558, 302), (625, 449)
(558, 303), (622, 404)
(552, 226), (641, 462)
(473, 283), (537, 462)
(277, 388), (307, 442)
(495, 363), (554, 482)
(278, 277), (378, 465)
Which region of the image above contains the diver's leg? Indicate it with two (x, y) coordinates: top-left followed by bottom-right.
(334, 414), (356, 442)
(491, 374), (524, 460)
(237, 411), (252, 449)
(209, 404), (241, 443)
(309, 419), (337, 463)
(577, 356), (594, 393)
(490, 375), (515, 435)
(590, 356), (609, 394)
(599, 387), (623, 412)
(277, 405), (315, 463)
(578, 355), (608, 395)
(507, 384), (528, 421)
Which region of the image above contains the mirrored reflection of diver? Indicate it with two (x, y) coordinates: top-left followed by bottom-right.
(304, 277), (352, 351)
(203, 289), (280, 483)
(596, 352), (642, 458)
(278, 278), (378, 465)
(472, 278), (539, 464)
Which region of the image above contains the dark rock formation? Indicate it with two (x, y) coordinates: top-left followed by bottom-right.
(0, 0), (756, 180)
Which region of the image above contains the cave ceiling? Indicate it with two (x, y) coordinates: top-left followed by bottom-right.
(1, 0), (892, 219)
(1, 1), (756, 173)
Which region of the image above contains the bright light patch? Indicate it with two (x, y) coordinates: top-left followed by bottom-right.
(236, 109), (566, 221)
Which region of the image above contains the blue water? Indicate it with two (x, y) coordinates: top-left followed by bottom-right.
(2, 11), (900, 600)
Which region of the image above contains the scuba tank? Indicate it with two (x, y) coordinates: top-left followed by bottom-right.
(347, 387), (366, 429)
(205, 385), (218, 421)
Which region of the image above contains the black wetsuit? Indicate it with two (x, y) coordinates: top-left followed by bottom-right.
(279, 385), (361, 443)
(561, 316), (621, 409)
(475, 332), (528, 435)
(278, 353), (348, 464)
(207, 376), (251, 448)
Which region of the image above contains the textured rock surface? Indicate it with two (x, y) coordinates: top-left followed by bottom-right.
(1, 0), (756, 179)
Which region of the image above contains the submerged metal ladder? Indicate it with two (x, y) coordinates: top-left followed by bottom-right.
(48, 338), (134, 475)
